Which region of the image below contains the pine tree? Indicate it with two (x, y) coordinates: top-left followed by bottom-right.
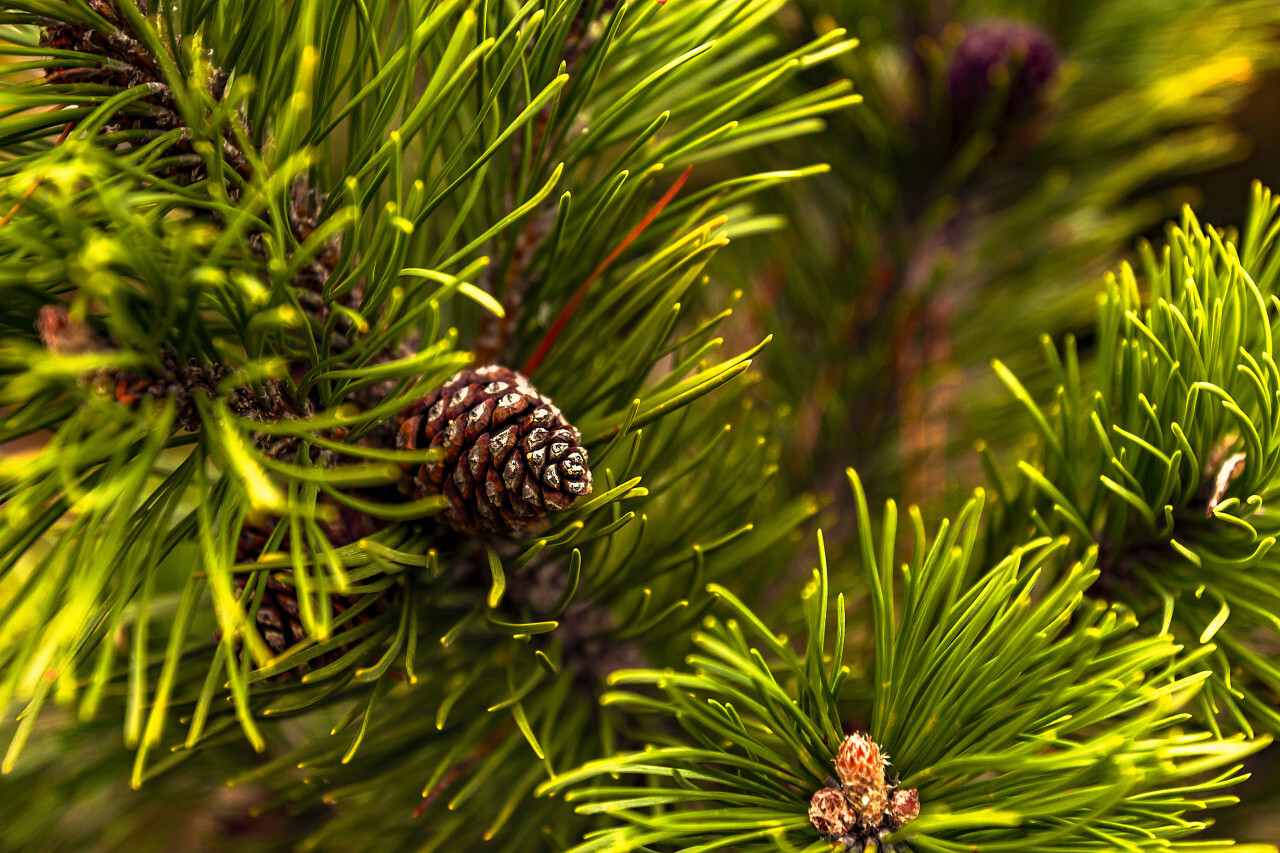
(0, 0), (847, 847)
(3, 0), (1280, 851)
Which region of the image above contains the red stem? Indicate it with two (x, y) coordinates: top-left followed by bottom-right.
(413, 726), (510, 818)
(0, 122), (74, 231)
(521, 166), (693, 375)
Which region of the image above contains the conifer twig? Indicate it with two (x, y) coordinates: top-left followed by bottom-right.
(522, 166), (692, 375)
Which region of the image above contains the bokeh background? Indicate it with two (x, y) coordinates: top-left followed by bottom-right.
(746, 3), (1280, 841)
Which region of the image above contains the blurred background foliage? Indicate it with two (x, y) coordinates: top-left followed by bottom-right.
(730, 0), (1280, 509)
(726, 0), (1280, 842)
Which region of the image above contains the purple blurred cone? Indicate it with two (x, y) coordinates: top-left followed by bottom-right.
(948, 19), (1060, 135)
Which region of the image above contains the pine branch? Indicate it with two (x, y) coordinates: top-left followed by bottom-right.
(982, 182), (1280, 736)
(539, 471), (1273, 852)
(0, 1), (847, 845)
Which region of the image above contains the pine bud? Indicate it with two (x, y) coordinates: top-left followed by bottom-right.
(396, 365), (592, 536)
(835, 733), (889, 824)
(808, 786), (855, 839)
(887, 787), (921, 829)
(36, 304), (105, 355)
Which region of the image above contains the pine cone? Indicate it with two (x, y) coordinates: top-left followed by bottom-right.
(396, 365), (592, 537)
(808, 786), (855, 840)
(40, 0), (247, 184)
(835, 733), (889, 824)
(113, 349), (229, 432)
(41, 2), (160, 91)
(36, 305), (247, 433)
(255, 177), (345, 301)
(232, 574), (389, 680)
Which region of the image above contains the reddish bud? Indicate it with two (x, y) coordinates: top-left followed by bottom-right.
(888, 787), (921, 828)
(808, 786), (854, 839)
(835, 733), (889, 823)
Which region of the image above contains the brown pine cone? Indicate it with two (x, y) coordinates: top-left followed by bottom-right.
(41, 2), (162, 91)
(113, 349), (228, 432)
(40, 0), (247, 183)
(234, 574), (384, 679)
(396, 365), (592, 537)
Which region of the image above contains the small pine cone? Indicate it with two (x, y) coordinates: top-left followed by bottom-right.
(808, 787), (855, 840)
(41, 2), (159, 91)
(396, 365), (592, 537)
(240, 573), (315, 660)
(273, 177), (344, 296)
(111, 355), (297, 437)
(37, 305), (231, 431)
(886, 787), (920, 829)
(835, 733), (889, 824)
(233, 504), (386, 680)
(233, 574), (387, 680)
(114, 349), (228, 432)
(40, 1), (247, 184)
